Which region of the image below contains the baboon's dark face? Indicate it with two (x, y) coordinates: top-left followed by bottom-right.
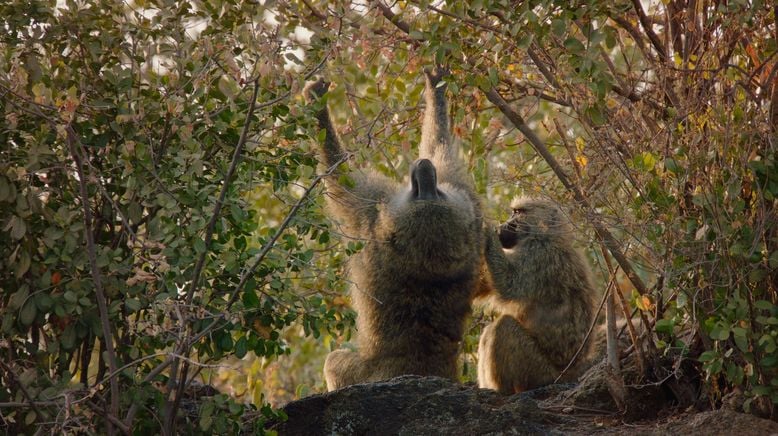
(498, 218), (521, 249)
(410, 159), (445, 201)
(379, 159), (479, 279)
(498, 199), (564, 249)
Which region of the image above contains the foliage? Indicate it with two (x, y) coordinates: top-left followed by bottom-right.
(1, 0), (776, 433)
(1, 0), (349, 433)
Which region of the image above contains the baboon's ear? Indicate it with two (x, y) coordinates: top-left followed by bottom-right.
(547, 206), (565, 232)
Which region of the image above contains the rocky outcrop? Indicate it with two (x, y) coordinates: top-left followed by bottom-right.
(269, 372), (778, 435)
(270, 376), (570, 435)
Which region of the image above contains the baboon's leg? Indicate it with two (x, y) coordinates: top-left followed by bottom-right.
(478, 315), (560, 394)
(323, 349), (367, 392)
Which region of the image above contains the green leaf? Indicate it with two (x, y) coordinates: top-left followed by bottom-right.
(14, 250), (30, 279)
(732, 327), (749, 352)
(234, 336), (248, 359)
(551, 19), (566, 37)
(61, 325), (77, 350)
(338, 174), (356, 189)
(9, 215), (26, 240)
(409, 30), (425, 40)
(585, 105), (606, 125)
(125, 298), (141, 312)
(760, 354), (778, 367)
(194, 238), (206, 254)
(488, 68), (499, 86)
(20, 299), (37, 326)
(769, 251), (778, 269)
(242, 290), (260, 308)
(664, 157), (681, 174)
(9, 286), (30, 310)
(0, 176), (11, 202)
(655, 318), (675, 334)
(758, 334), (776, 353)
(35, 293), (54, 312)
(563, 37), (585, 53)
(699, 350), (718, 362)
(218, 334), (233, 351)
(710, 324), (730, 341)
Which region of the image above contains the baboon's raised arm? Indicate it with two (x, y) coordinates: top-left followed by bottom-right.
(304, 78), (393, 234)
(420, 67), (469, 191)
(305, 78), (348, 169)
(483, 227), (527, 302)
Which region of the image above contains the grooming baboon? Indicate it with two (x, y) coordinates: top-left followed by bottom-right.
(305, 68), (483, 391)
(478, 197), (597, 394)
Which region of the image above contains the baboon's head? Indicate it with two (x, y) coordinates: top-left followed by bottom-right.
(379, 158), (480, 279)
(498, 198), (568, 249)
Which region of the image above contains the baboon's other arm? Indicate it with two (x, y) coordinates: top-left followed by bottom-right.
(419, 68), (469, 190)
(304, 79), (392, 231)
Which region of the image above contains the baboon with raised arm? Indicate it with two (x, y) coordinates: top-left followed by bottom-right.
(304, 68), (483, 391)
(478, 197), (597, 394)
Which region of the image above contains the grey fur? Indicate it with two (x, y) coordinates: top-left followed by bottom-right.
(478, 198), (597, 394)
(304, 68), (483, 391)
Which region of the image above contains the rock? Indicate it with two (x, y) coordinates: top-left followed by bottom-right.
(268, 375), (778, 435)
(270, 375), (571, 435)
(658, 409), (778, 435)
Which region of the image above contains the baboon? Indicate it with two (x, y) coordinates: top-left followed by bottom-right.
(304, 68), (483, 391)
(478, 197), (597, 394)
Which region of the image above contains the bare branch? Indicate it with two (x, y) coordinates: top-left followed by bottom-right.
(374, 0), (411, 34)
(630, 0), (668, 62)
(65, 126), (122, 435)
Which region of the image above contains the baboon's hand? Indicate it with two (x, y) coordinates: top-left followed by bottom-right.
(424, 66), (449, 87)
(303, 78), (330, 103)
(483, 224), (499, 253)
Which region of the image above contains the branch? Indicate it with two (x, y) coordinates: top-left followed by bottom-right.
(184, 79), (261, 305)
(374, 0), (410, 34)
(630, 0), (668, 62)
(300, 0), (326, 20)
(65, 126), (122, 435)
(483, 87), (651, 298)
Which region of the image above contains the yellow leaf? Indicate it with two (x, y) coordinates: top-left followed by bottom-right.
(636, 295), (653, 311)
(575, 136), (585, 152)
(576, 155), (588, 168)
(673, 52), (682, 67)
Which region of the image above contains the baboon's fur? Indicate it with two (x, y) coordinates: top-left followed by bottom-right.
(305, 68), (483, 391)
(478, 198), (597, 394)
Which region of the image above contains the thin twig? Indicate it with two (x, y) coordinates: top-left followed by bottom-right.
(554, 278), (609, 383)
(0, 361), (44, 419)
